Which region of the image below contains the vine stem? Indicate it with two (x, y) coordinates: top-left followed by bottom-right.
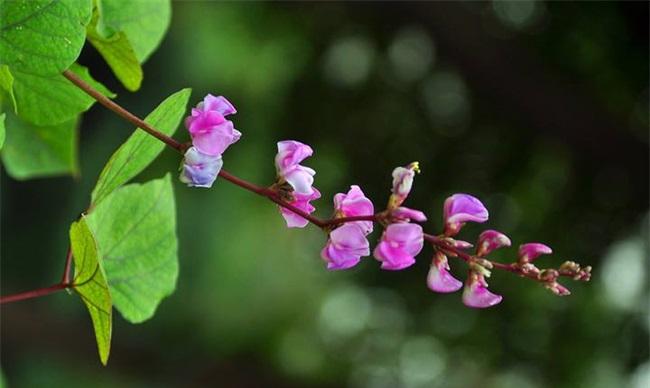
(62, 70), (185, 152)
(0, 283), (70, 304)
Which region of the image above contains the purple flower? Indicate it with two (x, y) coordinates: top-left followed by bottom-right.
(388, 162), (419, 208)
(443, 193), (489, 236)
(321, 223), (370, 270)
(373, 223), (424, 270)
(518, 243), (552, 263)
(462, 272), (503, 308)
(275, 140), (316, 195)
(185, 95), (241, 156)
(476, 230), (511, 257)
(392, 207), (428, 223)
(179, 147), (223, 188)
(279, 188), (321, 228)
(427, 251), (463, 293)
(333, 185), (374, 235)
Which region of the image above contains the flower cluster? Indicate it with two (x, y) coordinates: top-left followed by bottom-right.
(180, 95), (241, 188)
(321, 186), (373, 270)
(274, 141), (321, 228)
(179, 94), (591, 309)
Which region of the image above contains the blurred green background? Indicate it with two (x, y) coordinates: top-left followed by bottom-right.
(2, 1), (648, 387)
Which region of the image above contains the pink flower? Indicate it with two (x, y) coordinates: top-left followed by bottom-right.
(518, 243), (552, 263)
(462, 272), (502, 308)
(275, 140), (316, 195)
(333, 185), (374, 235)
(388, 162), (419, 208)
(427, 251), (463, 293)
(443, 193), (489, 236)
(179, 147), (223, 188)
(373, 223), (424, 270)
(279, 188), (321, 228)
(476, 230), (511, 257)
(185, 95), (241, 156)
(391, 207), (427, 223)
(321, 224), (370, 270)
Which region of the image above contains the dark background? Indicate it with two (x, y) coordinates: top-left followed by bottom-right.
(2, 2), (648, 387)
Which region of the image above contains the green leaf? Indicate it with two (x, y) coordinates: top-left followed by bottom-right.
(91, 88), (190, 205)
(0, 113), (5, 150)
(0, 65), (16, 112)
(0, 0), (93, 76)
(11, 63), (115, 126)
(87, 10), (142, 91)
(70, 216), (113, 365)
(1, 111), (78, 179)
(86, 175), (178, 323)
(95, 0), (171, 63)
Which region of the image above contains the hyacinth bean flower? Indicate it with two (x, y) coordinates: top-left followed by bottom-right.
(388, 162), (420, 209)
(476, 230), (512, 257)
(391, 207), (427, 223)
(443, 193), (489, 236)
(279, 188), (321, 228)
(373, 223), (424, 270)
(179, 147), (224, 188)
(333, 185), (374, 235)
(275, 140), (316, 195)
(518, 243), (552, 263)
(321, 223), (370, 270)
(427, 251), (463, 293)
(462, 271), (503, 308)
(185, 94), (241, 156)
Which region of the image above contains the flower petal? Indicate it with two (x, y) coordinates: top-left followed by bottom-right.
(321, 224), (370, 270)
(333, 185), (375, 234)
(427, 254), (462, 293)
(202, 94), (237, 116)
(443, 193), (489, 236)
(462, 275), (503, 308)
(275, 140), (313, 172)
(278, 188), (321, 228)
(518, 243), (552, 262)
(392, 207), (428, 222)
(179, 147), (223, 188)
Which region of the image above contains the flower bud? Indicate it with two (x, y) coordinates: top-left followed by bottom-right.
(388, 162), (419, 208)
(453, 239), (474, 249)
(391, 207), (427, 223)
(476, 230), (511, 257)
(544, 281), (571, 296)
(518, 243), (552, 263)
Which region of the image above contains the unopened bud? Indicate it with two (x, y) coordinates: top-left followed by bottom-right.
(539, 268), (559, 282)
(544, 281), (571, 296)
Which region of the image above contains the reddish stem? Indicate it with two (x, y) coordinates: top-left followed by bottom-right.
(62, 70), (184, 152)
(0, 283), (69, 304)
